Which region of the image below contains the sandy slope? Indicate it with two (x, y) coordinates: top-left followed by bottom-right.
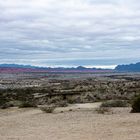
(0, 104), (140, 140)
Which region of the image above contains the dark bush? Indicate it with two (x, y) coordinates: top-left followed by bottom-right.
(0, 96), (9, 109)
(56, 101), (68, 107)
(101, 100), (129, 107)
(131, 95), (140, 113)
(40, 105), (56, 113)
(0, 103), (12, 109)
(18, 101), (37, 108)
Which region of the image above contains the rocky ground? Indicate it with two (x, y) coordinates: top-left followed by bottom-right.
(0, 103), (140, 140)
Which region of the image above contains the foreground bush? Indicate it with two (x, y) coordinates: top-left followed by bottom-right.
(0, 95), (8, 109)
(101, 100), (129, 108)
(0, 103), (12, 109)
(131, 95), (140, 113)
(56, 101), (68, 107)
(47, 96), (62, 104)
(47, 97), (68, 107)
(18, 101), (37, 108)
(40, 105), (56, 113)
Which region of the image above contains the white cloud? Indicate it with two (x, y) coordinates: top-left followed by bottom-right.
(0, 0), (140, 67)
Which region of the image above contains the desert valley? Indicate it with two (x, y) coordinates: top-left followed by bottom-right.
(0, 69), (140, 140)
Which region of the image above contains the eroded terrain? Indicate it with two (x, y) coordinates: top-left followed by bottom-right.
(0, 72), (140, 106)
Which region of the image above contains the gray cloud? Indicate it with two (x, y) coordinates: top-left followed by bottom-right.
(0, 0), (140, 68)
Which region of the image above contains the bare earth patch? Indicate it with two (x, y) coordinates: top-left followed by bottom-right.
(0, 103), (140, 140)
(54, 102), (102, 113)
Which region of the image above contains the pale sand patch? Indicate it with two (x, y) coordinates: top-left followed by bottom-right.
(0, 104), (140, 140)
(54, 102), (102, 113)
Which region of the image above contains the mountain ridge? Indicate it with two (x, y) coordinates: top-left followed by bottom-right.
(115, 62), (140, 72)
(0, 62), (140, 72)
(0, 64), (109, 70)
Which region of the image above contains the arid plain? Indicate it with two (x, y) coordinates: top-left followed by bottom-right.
(0, 72), (140, 140)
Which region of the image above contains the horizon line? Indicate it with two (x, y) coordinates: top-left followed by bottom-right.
(0, 63), (117, 69)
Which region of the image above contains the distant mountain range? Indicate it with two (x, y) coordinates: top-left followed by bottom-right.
(0, 62), (140, 72)
(0, 64), (112, 73)
(115, 62), (140, 72)
(0, 64), (39, 69)
(0, 64), (105, 70)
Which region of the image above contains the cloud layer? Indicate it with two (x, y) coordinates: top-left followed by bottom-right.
(0, 0), (140, 67)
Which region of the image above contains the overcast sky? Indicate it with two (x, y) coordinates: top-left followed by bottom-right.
(0, 0), (140, 68)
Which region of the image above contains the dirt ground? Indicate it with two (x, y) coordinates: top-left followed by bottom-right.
(0, 103), (140, 140)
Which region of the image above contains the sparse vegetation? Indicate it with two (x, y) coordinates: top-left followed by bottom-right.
(0, 72), (140, 107)
(47, 96), (62, 105)
(8, 100), (23, 107)
(40, 105), (56, 113)
(18, 101), (37, 108)
(56, 101), (68, 107)
(95, 107), (110, 114)
(0, 95), (10, 109)
(101, 100), (129, 108)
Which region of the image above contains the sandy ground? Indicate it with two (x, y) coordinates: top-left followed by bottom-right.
(54, 102), (102, 113)
(0, 103), (140, 140)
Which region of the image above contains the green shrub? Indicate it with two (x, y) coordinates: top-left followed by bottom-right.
(0, 99), (8, 109)
(18, 101), (37, 108)
(7, 100), (23, 107)
(0, 96), (9, 109)
(131, 95), (140, 113)
(40, 105), (56, 113)
(101, 100), (129, 108)
(47, 97), (62, 104)
(56, 101), (68, 107)
(67, 99), (75, 104)
(47, 97), (68, 107)
(0, 103), (11, 109)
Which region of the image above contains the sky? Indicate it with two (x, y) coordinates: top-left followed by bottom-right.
(0, 0), (140, 68)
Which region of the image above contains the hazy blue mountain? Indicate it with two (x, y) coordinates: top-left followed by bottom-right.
(0, 64), (111, 71)
(115, 62), (140, 72)
(0, 64), (40, 69)
(1, 63), (140, 72)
